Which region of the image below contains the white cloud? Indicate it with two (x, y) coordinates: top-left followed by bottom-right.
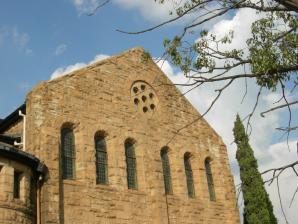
(262, 141), (298, 224)
(55, 44), (67, 56)
(70, 0), (192, 23)
(50, 54), (109, 79)
(155, 7), (297, 223)
(71, 0), (101, 14)
(161, 58), (297, 224)
(12, 27), (30, 49)
(0, 26), (32, 54)
(70, 0), (176, 20)
(155, 59), (175, 76)
(114, 0), (176, 22)
(0, 27), (9, 46)
(89, 54), (109, 64)
(51, 62), (87, 80)
(208, 8), (262, 49)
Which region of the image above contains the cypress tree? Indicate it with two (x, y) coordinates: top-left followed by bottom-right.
(233, 114), (277, 224)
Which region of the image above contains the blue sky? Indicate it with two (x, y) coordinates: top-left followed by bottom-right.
(1, 1), (297, 223)
(0, 0), (179, 117)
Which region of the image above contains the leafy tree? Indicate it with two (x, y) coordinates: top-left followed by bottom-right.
(116, 0), (298, 134)
(233, 114), (277, 224)
(92, 1), (298, 217)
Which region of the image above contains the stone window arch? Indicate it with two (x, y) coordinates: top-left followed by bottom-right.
(205, 157), (216, 201)
(184, 152), (195, 198)
(94, 131), (108, 184)
(61, 127), (76, 179)
(124, 138), (137, 189)
(160, 147), (173, 195)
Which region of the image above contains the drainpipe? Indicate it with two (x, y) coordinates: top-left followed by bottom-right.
(14, 110), (26, 151)
(165, 195), (171, 224)
(36, 174), (43, 224)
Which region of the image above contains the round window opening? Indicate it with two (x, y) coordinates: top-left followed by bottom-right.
(131, 81), (158, 115)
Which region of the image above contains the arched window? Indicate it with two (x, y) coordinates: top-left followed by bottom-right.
(205, 158), (216, 201)
(95, 134), (108, 184)
(125, 139), (137, 189)
(184, 153), (195, 198)
(13, 171), (21, 198)
(160, 147), (173, 195)
(61, 128), (75, 179)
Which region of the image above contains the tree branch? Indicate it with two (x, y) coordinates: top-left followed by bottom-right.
(116, 0), (212, 34)
(260, 100), (298, 117)
(86, 0), (111, 16)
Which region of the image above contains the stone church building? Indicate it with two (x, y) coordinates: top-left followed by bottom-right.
(0, 47), (239, 224)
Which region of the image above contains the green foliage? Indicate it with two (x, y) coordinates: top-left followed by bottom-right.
(164, 36), (193, 73)
(161, 0), (297, 91)
(141, 51), (152, 63)
(248, 12), (298, 90)
(233, 115), (277, 224)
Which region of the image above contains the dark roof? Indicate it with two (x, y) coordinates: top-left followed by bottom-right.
(0, 141), (46, 175)
(0, 134), (21, 145)
(0, 104), (26, 133)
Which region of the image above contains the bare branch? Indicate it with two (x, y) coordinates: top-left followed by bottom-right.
(276, 126), (298, 131)
(180, 6), (232, 38)
(165, 78), (234, 145)
(116, 0), (213, 34)
(274, 0), (298, 11)
(280, 80), (292, 149)
(289, 186), (298, 207)
(273, 25), (298, 42)
(86, 0), (111, 16)
(241, 2), (294, 11)
(260, 100), (298, 117)
(243, 87), (263, 136)
(261, 160), (298, 176)
(277, 177), (289, 224)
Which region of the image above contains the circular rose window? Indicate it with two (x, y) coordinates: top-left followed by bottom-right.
(131, 81), (158, 115)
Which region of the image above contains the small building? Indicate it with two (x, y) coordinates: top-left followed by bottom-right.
(0, 134), (46, 224)
(0, 47), (239, 224)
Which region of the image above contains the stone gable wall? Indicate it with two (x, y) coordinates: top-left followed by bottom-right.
(24, 47), (239, 224)
(1, 120), (23, 136)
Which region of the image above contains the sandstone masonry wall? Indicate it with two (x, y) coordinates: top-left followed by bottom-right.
(1, 120), (23, 136)
(24, 47), (239, 224)
(0, 158), (35, 224)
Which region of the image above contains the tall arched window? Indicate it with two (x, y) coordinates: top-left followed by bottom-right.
(95, 134), (108, 184)
(160, 147), (173, 195)
(61, 128), (75, 179)
(184, 153), (195, 198)
(125, 139), (137, 189)
(205, 158), (216, 201)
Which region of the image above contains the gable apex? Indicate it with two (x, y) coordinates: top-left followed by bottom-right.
(49, 46), (146, 83)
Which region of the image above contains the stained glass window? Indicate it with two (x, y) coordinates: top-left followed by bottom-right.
(184, 153), (195, 198)
(125, 140), (137, 189)
(95, 135), (108, 184)
(61, 128), (75, 179)
(161, 148), (173, 195)
(205, 159), (216, 201)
